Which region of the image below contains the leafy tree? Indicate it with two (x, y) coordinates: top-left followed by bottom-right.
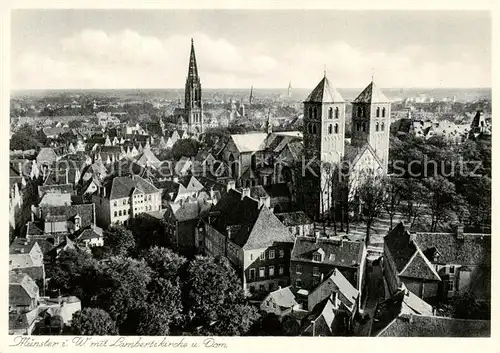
(103, 224), (136, 257)
(72, 308), (117, 335)
(399, 178), (428, 229)
(423, 176), (464, 232)
(129, 214), (171, 251)
(453, 292), (490, 320)
(68, 120), (83, 129)
(92, 257), (152, 331)
(383, 177), (405, 229)
(248, 313), (285, 336)
(183, 256), (259, 335)
(10, 124), (42, 151)
(171, 138), (199, 160)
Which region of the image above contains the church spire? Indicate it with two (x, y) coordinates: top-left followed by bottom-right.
(188, 38), (199, 79)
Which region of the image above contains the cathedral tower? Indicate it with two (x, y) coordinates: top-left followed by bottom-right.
(302, 74), (346, 219)
(185, 39), (204, 134)
(351, 80), (391, 172)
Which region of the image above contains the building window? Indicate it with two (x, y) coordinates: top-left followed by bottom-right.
(356, 122), (361, 131)
(296, 279), (302, 288)
(382, 107), (386, 117)
(381, 122), (385, 131)
(376, 122), (379, 132)
(335, 107), (339, 119)
(260, 252), (265, 260)
(376, 107), (380, 117)
(279, 249), (284, 258)
(313, 266), (320, 276)
(128, 209), (130, 214)
(259, 267), (265, 278)
(118, 210), (122, 216)
(313, 253), (322, 262)
(123, 199), (127, 205)
(328, 107), (333, 119)
(445, 279), (454, 292)
(328, 124), (333, 134)
(308, 107), (312, 119)
(114, 211), (117, 217)
(148, 195), (151, 201)
(450, 266), (455, 274)
(334, 124), (339, 134)
(269, 266), (275, 277)
(357, 106), (362, 117)
(249, 268), (255, 280)
(279, 265), (284, 275)
(313, 107), (318, 119)
(269, 250), (275, 259)
(113, 201), (117, 206)
(312, 124), (317, 135)
(296, 264), (302, 274)
(362, 123), (366, 132)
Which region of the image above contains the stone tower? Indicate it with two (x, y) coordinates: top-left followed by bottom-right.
(351, 80), (391, 172)
(302, 74), (346, 220)
(185, 38), (204, 134)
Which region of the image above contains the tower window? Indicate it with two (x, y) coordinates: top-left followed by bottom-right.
(313, 107), (318, 119)
(376, 107), (380, 117)
(382, 107), (386, 117)
(312, 124), (317, 135)
(381, 122), (385, 131)
(308, 107), (313, 119)
(328, 124), (333, 134)
(335, 107), (339, 119)
(376, 122), (379, 132)
(334, 124), (339, 134)
(362, 123), (366, 132)
(356, 122), (361, 132)
(357, 106), (362, 117)
(328, 107), (333, 119)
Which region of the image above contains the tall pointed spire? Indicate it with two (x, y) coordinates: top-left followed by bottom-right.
(188, 38), (199, 79)
(249, 85), (254, 104)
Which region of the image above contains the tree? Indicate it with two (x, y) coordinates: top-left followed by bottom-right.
(453, 292), (490, 320)
(9, 124), (42, 151)
(72, 308), (117, 335)
(129, 214), (172, 251)
(400, 178), (428, 229)
(103, 225), (136, 257)
(68, 120), (83, 129)
(171, 138), (199, 160)
(384, 177), (405, 229)
(355, 172), (387, 244)
(183, 256), (259, 335)
(423, 176), (463, 232)
(92, 257), (152, 331)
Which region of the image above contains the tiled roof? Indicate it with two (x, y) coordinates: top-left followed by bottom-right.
(36, 148), (58, 164)
(9, 308), (39, 331)
(268, 286), (298, 309)
(107, 175), (159, 199)
(77, 226), (104, 241)
(353, 81), (390, 103)
(9, 272), (39, 299)
(276, 211), (313, 227)
(38, 184), (74, 196)
(379, 315), (490, 337)
(238, 205), (295, 250)
(230, 133), (268, 153)
(399, 248), (441, 281)
(304, 76), (345, 103)
(384, 223), (418, 272)
(415, 232), (490, 266)
(40, 203), (95, 228)
(301, 295), (336, 336)
(291, 237), (364, 268)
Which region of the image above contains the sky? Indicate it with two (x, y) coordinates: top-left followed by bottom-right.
(10, 10), (491, 90)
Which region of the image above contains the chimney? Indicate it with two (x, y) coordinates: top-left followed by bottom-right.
(259, 196), (271, 208)
(227, 180), (236, 192)
(241, 188), (251, 200)
(456, 223), (464, 240)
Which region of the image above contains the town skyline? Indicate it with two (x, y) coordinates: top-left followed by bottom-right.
(11, 10), (491, 90)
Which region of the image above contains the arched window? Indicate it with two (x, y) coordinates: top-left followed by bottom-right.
(119, 210), (122, 216)
(381, 122), (385, 131)
(382, 107), (386, 117)
(376, 107), (380, 117)
(357, 106), (362, 117)
(356, 122), (361, 131)
(362, 123), (366, 132)
(335, 107), (339, 119)
(308, 107), (313, 119)
(313, 107), (318, 119)
(114, 211), (117, 217)
(328, 124), (333, 134)
(307, 123), (312, 134)
(334, 124), (339, 134)
(328, 108), (333, 119)
(312, 124), (317, 135)
(376, 122), (379, 132)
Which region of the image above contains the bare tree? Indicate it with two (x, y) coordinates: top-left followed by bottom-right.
(383, 176), (404, 229)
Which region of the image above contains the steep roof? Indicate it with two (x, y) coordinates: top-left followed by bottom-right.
(268, 286), (298, 309)
(304, 76), (345, 103)
(9, 272), (39, 299)
(230, 133), (268, 153)
(107, 175), (159, 199)
(40, 203), (95, 228)
(309, 268), (359, 312)
(353, 81), (390, 103)
(291, 237), (364, 269)
(276, 211), (313, 227)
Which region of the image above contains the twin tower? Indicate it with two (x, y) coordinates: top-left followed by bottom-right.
(303, 75), (391, 172)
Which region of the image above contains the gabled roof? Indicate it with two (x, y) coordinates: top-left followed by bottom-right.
(291, 237), (364, 268)
(40, 203), (95, 228)
(267, 286), (298, 309)
(309, 268), (359, 312)
(107, 175), (159, 199)
(276, 211), (313, 227)
(9, 272), (39, 299)
(399, 247), (441, 281)
(230, 133), (268, 153)
(353, 81), (390, 103)
(304, 76), (345, 103)
(301, 295), (337, 336)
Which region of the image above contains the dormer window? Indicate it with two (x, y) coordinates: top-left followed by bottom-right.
(313, 253), (322, 262)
